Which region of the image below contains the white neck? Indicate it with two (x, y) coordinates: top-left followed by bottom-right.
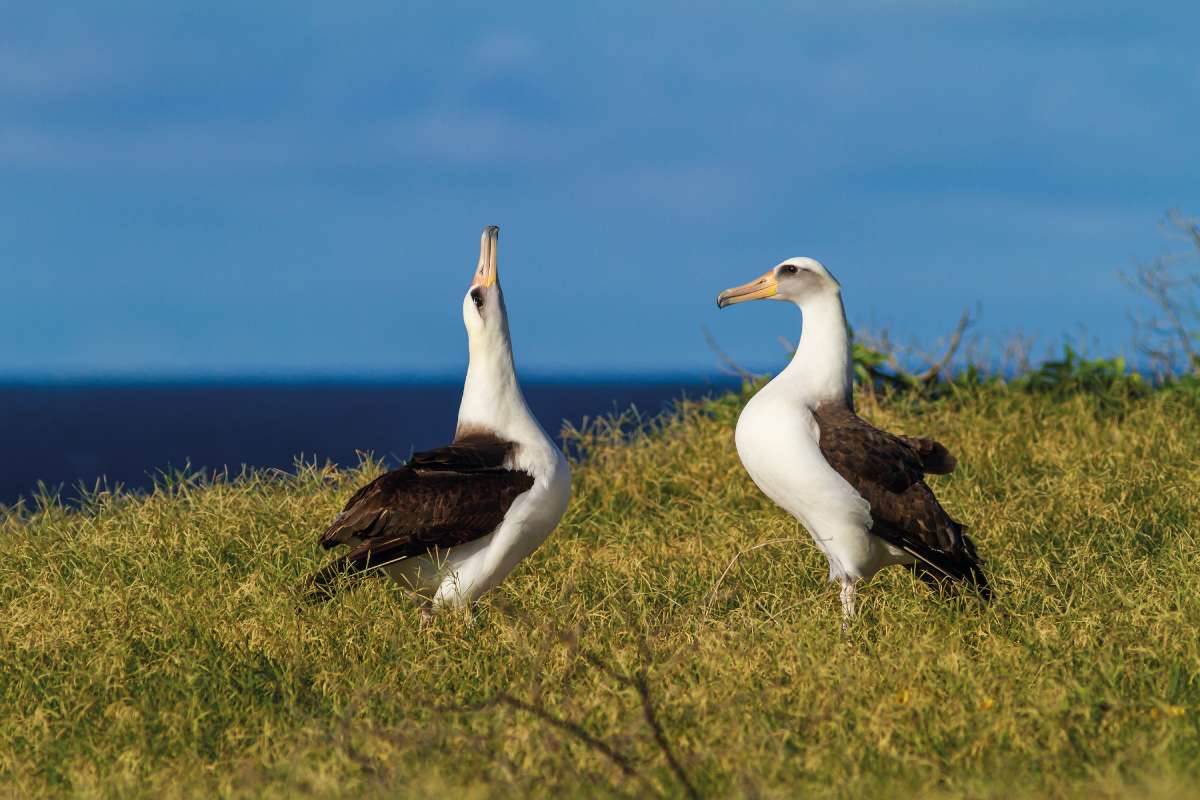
(775, 290), (853, 408)
(456, 328), (549, 448)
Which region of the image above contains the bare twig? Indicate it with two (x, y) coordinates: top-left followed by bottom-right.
(443, 604), (702, 798)
(702, 326), (759, 382)
(856, 309), (975, 387)
(421, 599), (703, 799)
(582, 649), (701, 800)
(1169, 208), (1200, 251)
(856, 327), (903, 371)
(497, 694), (643, 781)
(432, 691), (659, 795)
(916, 310), (973, 383)
(1121, 210), (1200, 376)
(1000, 333), (1037, 377)
(582, 650), (633, 686)
(634, 660), (701, 800)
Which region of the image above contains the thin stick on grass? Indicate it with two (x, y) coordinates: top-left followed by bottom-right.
(705, 538), (808, 610)
(488, 602), (697, 799)
(634, 662), (701, 800)
(582, 649), (701, 800)
(433, 692), (658, 796)
(496, 694), (642, 781)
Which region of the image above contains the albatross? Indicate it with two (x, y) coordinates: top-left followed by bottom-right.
(306, 226), (571, 610)
(716, 257), (989, 622)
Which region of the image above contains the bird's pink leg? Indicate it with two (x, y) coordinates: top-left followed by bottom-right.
(840, 579), (858, 630)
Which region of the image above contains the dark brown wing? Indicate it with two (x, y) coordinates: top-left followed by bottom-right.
(812, 403), (988, 597)
(898, 435), (957, 474)
(305, 433), (533, 600)
(405, 432), (518, 473)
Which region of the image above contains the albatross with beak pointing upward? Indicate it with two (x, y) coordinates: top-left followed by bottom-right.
(306, 226), (571, 610)
(717, 257), (989, 622)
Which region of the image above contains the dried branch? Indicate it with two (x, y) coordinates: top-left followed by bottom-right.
(437, 603), (700, 799)
(430, 691), (658, 795)
(701, 326), (758, 383)
(856, 328), (903, 371)
(855, 309), (976, 388)
(1000, 333), (1037, 377)
(1169, 208), (1200, 250)
(583, 648), (702, 800)
(916, 310), (973, 383)
(497, 693), (643, 781)
(1121, 210), (1200, 376)
(582, 650), (633, 686)
(633, 661), (701, 800)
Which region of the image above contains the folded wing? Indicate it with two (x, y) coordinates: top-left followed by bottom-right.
(306, 432), (534, 599)
(811, 403), (988, 597)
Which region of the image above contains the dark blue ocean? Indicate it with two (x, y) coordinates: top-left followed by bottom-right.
(0, 377), (739, 506)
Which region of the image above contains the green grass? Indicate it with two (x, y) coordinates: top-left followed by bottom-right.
(2, 385), (1199, 798)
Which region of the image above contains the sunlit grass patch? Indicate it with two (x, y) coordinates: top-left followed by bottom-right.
(1, 386), (1198, 798)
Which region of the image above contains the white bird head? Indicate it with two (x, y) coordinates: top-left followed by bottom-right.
(462, 225), (511, 347)
(716, 257), (841, 310)
(455, 225), (551, 451)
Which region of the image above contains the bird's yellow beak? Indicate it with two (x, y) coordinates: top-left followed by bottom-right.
(717, 270), (777, 308)
(472, 225), (500, 289)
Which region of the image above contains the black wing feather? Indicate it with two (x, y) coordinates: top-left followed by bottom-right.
(812, 403), (989, 598)
(306, 432), (533, 600)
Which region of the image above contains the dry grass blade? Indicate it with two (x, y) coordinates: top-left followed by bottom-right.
(705, 538), (808, 610)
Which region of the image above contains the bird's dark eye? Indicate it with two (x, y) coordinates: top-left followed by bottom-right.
(781, 264), (799, 275)
(470, 288), (484, 309)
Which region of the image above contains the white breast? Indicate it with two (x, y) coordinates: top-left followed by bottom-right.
(505, 446), (572, 560)
(734, 383), (887, 582)
(429, 441), (570, 607)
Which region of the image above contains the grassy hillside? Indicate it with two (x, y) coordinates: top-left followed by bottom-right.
(2, 384), (1199, 798)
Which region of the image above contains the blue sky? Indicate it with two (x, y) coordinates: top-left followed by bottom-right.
(3, 2), (1198, 377)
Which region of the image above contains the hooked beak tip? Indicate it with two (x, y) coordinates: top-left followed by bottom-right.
(473, 225), (500, 289)
(716, 272), (778, 308)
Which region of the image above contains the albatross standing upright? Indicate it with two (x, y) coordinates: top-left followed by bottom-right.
(307, 226), (571, 610)
(716, 257), (988, 622)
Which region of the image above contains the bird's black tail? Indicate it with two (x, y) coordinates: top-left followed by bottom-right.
(903, 530), (991, 603)
(302, 549), (415, 604)
(302, 555), (360, 604)
(959, 531), (991, 602)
